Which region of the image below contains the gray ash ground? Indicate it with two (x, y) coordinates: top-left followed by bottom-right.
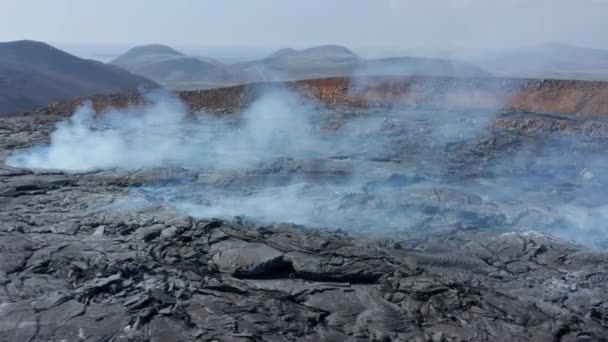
(1, 101), (608, 341)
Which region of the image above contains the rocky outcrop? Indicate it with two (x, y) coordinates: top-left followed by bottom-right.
(25, 75), (608, 119)
(285, 76), (608, 116)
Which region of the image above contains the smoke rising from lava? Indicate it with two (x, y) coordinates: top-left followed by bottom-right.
(6, 89), (608, 249)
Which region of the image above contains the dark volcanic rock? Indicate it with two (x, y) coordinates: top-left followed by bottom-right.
(0, 205), (606, 341)
(1, 90), (608, 340)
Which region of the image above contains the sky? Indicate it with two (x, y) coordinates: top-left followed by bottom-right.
(1, 0), (608, 55)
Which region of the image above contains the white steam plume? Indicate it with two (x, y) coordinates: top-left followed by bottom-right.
(6, 89), (608, 249)
(7, 90), (322, 171)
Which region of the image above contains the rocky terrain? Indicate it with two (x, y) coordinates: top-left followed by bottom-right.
(1, 77), (608, 341)
(25, 75), (608, 118)
(110, 45), (488, 90)
(0, 41), (158, 114)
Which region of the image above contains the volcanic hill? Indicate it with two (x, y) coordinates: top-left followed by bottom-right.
(0, 40), (158, 114)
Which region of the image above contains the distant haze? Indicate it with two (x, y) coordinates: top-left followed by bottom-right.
(2, 0), (608, 58)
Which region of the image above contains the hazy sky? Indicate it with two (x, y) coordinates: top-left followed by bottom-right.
(1, 0), (608, 52)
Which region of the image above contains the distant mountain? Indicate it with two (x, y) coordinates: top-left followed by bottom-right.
(232, 45), (361, 82)
(476, 43), (608, 80)
(0, 40), (158, 114)
(111, 44), (488, 90)
(111, 44), (185, 67)
(110, 44), (234, 89)
(356, 57), (487, 78)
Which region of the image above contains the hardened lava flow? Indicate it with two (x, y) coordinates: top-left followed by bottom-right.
(1, 76), (608, 341)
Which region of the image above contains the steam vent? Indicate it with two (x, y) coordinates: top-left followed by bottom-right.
(3, 75), (608, 340)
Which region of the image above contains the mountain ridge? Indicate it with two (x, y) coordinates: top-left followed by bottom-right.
(111, 44), (488, 90)
(0, 40), (158, 114)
